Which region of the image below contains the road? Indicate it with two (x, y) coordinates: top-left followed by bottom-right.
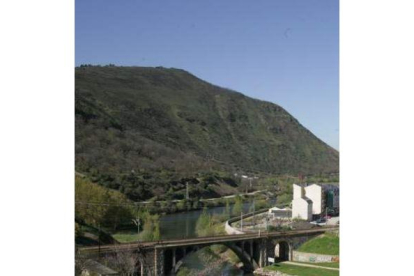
(138, 190), (267, 204)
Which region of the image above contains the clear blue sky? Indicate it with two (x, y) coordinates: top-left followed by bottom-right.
(76, 0), (339, 150)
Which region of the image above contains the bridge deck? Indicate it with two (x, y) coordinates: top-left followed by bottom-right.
(78, 226), (338, 256)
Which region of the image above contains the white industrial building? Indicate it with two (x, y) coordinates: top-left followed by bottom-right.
(304, 184), (324, 215)
(292, 183), (340, 221)
(292, 184), (313, 221)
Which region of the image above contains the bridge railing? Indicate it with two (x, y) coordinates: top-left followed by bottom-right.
(78, 226), (339, 257)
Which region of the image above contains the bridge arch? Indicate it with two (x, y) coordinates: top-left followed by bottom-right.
(274, 240), (292, 261)
(163, 241), (259, 275)
(163, 247), (186, 274)
(226, 241), (259, 271)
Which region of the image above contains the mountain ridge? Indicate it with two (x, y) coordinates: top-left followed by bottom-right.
(75, 65), (338, 200)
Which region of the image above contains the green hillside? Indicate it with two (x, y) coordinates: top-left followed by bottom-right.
(75, 66), (338, 200)
(297, 232), (340, 255)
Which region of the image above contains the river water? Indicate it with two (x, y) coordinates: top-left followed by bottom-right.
(158, 200), (275, 275)
(159, 201), (270, 240)
(181, 248), (246, 276)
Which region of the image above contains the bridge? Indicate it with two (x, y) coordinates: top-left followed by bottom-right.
(79, 226), (338, 275)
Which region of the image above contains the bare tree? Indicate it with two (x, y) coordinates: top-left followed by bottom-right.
(104, 245), (143, 276)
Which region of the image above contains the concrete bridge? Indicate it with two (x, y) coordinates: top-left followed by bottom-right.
(79, 227), (338, 275)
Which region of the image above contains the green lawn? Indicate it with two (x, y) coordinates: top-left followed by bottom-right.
(297, 232), (339, 255)
(265, 263), (339, 276)
(112, 232), (140, 243)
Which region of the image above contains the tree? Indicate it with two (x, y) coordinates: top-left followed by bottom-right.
(249, 198), (256, 213)
(105, 245), (142, 276)
(75, 176), (137, 231)
(192, 198), (200, 209)
(224, 199), (231, 219)
(232, 195), (243, 216)
(140, 214), (161, 241)
(176, 199), (186, 211)
(195, 207), (211, 236)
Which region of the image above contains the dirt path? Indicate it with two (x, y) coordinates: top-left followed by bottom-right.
(282, 261), (339, 271)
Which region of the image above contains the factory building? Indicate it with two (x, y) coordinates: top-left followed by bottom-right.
(292, 184), (313, 221)
(292, 183), (339, 220)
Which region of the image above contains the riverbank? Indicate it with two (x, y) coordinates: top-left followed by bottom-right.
(138, 191), (273, 216)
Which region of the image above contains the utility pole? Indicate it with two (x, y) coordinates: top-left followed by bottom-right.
(98, 223), (101, 259)
(253, 198), (256, 229)
(240, 211), (243, 232)
(186, 182), (189, 200)
(132, 218), (141, 236)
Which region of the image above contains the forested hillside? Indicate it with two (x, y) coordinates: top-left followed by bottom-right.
(75, 66), (338, 201)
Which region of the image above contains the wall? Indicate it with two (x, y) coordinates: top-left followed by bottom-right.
(225, 220), (245, 234)
(225, 209), (269, 234)
(292, 251), (339, 263)
(292, 198), (312, 221)
(293, 184), (304, 199)
(305, 185), (323, 215)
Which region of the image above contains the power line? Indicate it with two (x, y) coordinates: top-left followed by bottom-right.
(74, 201), (177, 207)
(75, 201), (142, 207)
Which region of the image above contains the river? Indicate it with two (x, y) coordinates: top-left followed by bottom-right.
(159, 200), (275, 240)
(158, 200), (275, 275)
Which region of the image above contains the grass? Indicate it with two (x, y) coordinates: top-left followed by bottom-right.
(297, 232), (339, 255)
(211, 220), (226, 234)
(112, 232), (140, 243)
(265, 263), (339, 276)
(176, 267), (192, 276)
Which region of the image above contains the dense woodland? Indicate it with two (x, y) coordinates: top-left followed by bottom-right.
(75, 66), (339, 202)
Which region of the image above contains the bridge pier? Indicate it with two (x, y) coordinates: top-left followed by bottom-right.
(153, 248), (164, 276)
(154, 248), (158, 276)
(172, 248), (176, 268)
(250, 241), (253, 263)
(262, 244), (268, 267)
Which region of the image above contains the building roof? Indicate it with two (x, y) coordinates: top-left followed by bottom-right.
(269, 206), (291, 211)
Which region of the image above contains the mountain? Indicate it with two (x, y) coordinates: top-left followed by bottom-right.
(75, 66), (338, 200)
